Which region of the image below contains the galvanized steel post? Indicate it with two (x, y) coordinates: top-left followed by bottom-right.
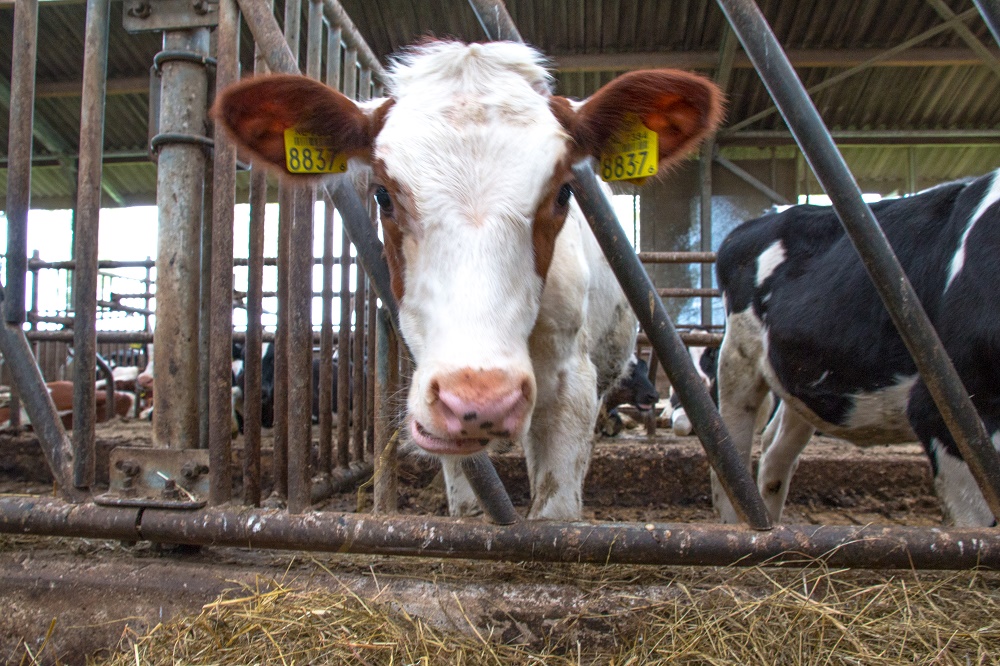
(152, 28), (212, 451)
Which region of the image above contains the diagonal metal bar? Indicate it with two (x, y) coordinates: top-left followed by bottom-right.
(722, 7), (982, 135)
(926, 0), (1000, 78)
(471, 0), (773, 530)
(974, 0), (1000, 46)
(716, 0), (1000, 522)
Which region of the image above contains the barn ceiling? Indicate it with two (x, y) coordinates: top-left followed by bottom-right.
(0, 0), (998, 208)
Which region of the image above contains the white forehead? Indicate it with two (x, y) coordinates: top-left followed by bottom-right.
(376, 41), (570, 220)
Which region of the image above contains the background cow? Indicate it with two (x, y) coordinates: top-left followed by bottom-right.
(598, 354), (660, 436)
(214, 40), (722, 519)
(715, 170), (1000, 526)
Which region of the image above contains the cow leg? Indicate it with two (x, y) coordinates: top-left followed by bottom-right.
(908, 381), (998, 526)
(440, 456), (483, 517)
(714, 310), (770, 523)
(756, 402), (815, 522)
(523, 355), (598, 521)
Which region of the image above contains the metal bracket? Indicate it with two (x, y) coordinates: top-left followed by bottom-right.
(94, 447), (209, 509)
(124, 0), (219, 33)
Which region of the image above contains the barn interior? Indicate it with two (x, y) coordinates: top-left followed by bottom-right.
(0, 0), (999, 663)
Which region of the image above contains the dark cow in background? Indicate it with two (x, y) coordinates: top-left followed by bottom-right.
(597, 354), (660, 436)
(715, 170), (1000, 526)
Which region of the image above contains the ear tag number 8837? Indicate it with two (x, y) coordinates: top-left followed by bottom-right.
(283, 128), (348, 174)
(599, 116), (658, 183)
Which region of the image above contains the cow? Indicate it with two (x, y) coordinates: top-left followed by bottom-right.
(214, 40), (723, 519)
(597, 354), (660, 436)
(0, 380), (133, 430)
(714, 170), (1000, 526)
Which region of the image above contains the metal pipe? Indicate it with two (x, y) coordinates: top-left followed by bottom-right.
(208, 0), (241, 506)
(659, 288), (720, 298)
(0, 322), (85, 502)
(572, 162), (772, 530)
(71, 0), (111, 489)
(351, 272), (366, 462)
(94, 353), (115, 422)
(244, 168), (267, 506)
(366, 268), (377, 456)
(717, 0), (1000, 521)
(272, 186), (292, 502)
(199, 156), (213, 451)
(638, 252), (716, 264)
(974, 0), (1000, 47)
(337, 229), (351, 469)
(373, 307), (399, 514)
(4, 0), (38, 326)
(152, 29), (211, 451)
(319, 197), (336, 477)
(459, 453), (521, 525)
(3, 496), (1000, 570)
(468, 0), (523, 41)
(713, 153), (791, 206)
(287, 186), (315, 513)
(699, 142), (713, 328)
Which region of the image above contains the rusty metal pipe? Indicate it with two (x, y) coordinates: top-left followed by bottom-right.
(2, 497), (999, 570)
(4, 0), (38, 327)
(208, 0), (241, 505)
(319, 0), (386, 81)
(244, 168), (267, 506)
(459, 453), (521, 525)
(337, 231), (352, 469)
(373, 307), (399, 514)
(72, 0), (111, 488)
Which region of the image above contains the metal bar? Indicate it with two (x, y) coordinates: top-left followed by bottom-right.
(208, 0), (240, 506)
(366, 267), (377, 456)
(719, 129), (1000, 145)
(713, 153), (791, 206)
(5, 0), (37, 326)
(459, 453), (521, 525)
(699, 142), (713, 329)
(659, 288), (721, 298)
(468, 0), (523, 41)
(199, 155), (214, 451)
(372, 307), (399, 514)
(271, 187), (292, 502)
(0, 322), (85, 502)
(639, 252), (717, 264)
(337, 230), (351, 470)
(4, 496), (1000, 569)
(351, 271), (366, 463)
(975, 0), (1000, 47)
(572, 163), (772, 530)
(925, 0), (1000, 78)
(71, 0), (110, 489)
(244, 168), (267, 506)
(152, 29), (211, 451)
(716, 0), (1000, 520)
(94, 353), (115, 422)
(318, 197), (335, 476)
(287, 185), (315, 513)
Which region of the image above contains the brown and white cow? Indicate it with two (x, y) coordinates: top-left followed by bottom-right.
(214, 40), (722, 519)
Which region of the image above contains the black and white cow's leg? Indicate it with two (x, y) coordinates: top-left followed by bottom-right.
(523, 353), (599, 520)
(908, 381), (998, 526)
(756, 401), (815, 522)
(440, 456), (484, 517)
(714, 309), (770, 523)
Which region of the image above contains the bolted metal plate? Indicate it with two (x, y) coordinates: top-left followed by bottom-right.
(94, 447), (209, 510)
(123, 0), (219, 33)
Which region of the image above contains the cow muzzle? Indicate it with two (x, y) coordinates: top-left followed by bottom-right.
(410, 367), (532, 456)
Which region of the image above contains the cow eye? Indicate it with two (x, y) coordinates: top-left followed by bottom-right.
(556, 183), (573, 208)
(374, 186), (393, 214)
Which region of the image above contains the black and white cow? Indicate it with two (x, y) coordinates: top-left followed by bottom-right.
(598, 354), (660, 436)
(715, 170), (1000, 526)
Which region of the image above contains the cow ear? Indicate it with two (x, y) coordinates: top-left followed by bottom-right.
(562, 70), (724, 171)
(211, 74), (389, 176)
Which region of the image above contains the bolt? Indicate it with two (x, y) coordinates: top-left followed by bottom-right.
(127, 2), (152, 19)
(162, 478), (181, 500)
(115, 459), (141, 477)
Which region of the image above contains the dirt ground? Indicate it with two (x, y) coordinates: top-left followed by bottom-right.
(0, 417), (959, 664)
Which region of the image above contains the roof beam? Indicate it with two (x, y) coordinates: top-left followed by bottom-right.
(925, 0), (1000, 79)
(552, 46), (1000, 72)
(35, 75), (147, 99)
(717, 129), (1000, 146)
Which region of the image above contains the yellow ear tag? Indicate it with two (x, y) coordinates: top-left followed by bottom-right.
(283, 128), (348, 174)
(599, 115), (658, 183)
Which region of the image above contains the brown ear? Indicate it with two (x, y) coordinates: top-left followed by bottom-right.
(211, 74), (383, 176)
(561, 70), (724, 171)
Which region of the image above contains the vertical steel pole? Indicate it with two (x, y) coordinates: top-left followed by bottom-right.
(698, 142), (713, 329)
(372, 307), (399, 514)
(337, 231), (351, 469)
(715, 0), (1000, 519)
(208, 0), (240, 506)
(199, 153), (214, 450)
(351, 267), (366, 462)
(70, 0), (110, 488)
(4, 0), (37, 328)
(152, 28), (211, 451)
(244, 167), (267, 506)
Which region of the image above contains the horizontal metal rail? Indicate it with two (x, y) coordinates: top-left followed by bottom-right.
(639, 251), (717, 264)
(0, 496), (997, 570)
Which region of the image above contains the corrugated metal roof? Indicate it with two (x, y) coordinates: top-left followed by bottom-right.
(0, 0), (998, 208)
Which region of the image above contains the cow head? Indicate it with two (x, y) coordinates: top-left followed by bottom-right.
(213, 41), (722, 457)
